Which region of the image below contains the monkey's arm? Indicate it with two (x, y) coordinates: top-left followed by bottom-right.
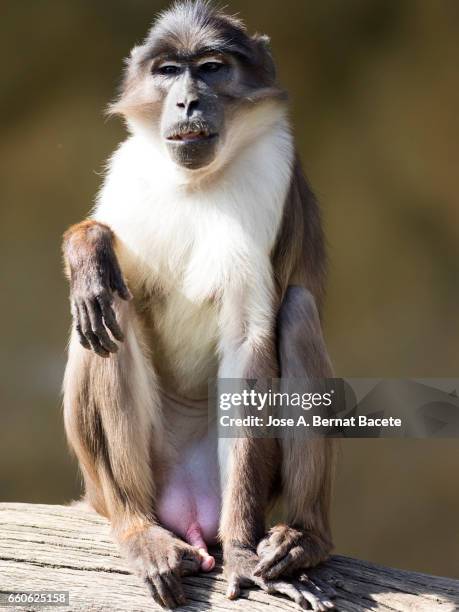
(62, 220), (131, 356)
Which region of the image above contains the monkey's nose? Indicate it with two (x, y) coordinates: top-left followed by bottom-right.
(177, 98), (199, 115)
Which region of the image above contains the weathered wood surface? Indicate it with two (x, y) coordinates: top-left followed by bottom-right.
(0, 504), (458, 611)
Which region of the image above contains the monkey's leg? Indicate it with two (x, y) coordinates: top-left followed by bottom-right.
(217, 299), (331, 608)
(219, 437), (281, 590)
(217, 279), (282, 596)
(63, 303), (203, 608)
(220, 427), (335, 610)
(216, 278), (336, 608)
(254, 286), (337, 595)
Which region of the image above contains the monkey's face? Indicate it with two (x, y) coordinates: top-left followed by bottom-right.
(110, 2), (287, 173)
(155, 55), (231, 170)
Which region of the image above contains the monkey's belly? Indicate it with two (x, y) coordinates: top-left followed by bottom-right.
(157, 428), (221, 545)
(147, 290), (220, 399)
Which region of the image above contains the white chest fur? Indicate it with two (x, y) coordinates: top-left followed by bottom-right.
(93, 112), (293, 392)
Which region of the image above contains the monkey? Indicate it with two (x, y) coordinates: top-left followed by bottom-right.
(62, 1), (337, 609)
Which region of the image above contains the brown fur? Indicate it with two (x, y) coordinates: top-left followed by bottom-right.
(220, 437), (280, 550)
(278, 288), (336, 556)
(63, 302), (162, 533)
(272, 155), (327, 311)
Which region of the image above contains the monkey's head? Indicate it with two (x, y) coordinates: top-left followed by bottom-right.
(110, 0), (286, 173)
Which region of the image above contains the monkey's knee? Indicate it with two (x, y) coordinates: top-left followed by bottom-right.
(278, 286), (320, 335)
(278, 286), (332, 377)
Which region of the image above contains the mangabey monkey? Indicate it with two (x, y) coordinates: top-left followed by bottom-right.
(63, 1), (336, 609)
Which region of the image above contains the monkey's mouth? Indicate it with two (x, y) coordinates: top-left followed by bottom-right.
(165, 123), (220, 169)
(165, 123), (217, 144)
(166, 130), (217, 143)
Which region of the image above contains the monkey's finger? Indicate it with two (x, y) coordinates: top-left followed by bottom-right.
(255, 577), (312, 610)
(253, 541), (291, 577)
(110, 266), (132, 301)
(180, 558), (201, 576)
(97, 295), (124, 342)
(157, 558), (186, 607)
(277, 581), (326, 611)
(295, 581), (334, 611)
(86, 329), (111, 357)
(150, 574), (177, 609)
(178, 546), (201, 576)
(75, 323), (91, 349)
(74, 302), (91, 349)
(80, 303), (110, 357)
(263, 545), (303, 580)
(226, 573), (241, 600)
(162, 570), (187, 607)
(86, 299), (118, 353)
(300, 574), (338, 599)
(72, 303), (91, 349)
(145, 580), (167, 609)
(116, 280), (132, 301)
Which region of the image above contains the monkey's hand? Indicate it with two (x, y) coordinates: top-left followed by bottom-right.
(254, 524), (331, 580)
(225, 543), (335, 610)
(64, 221), (131, 357)
(120, 525), (202, 608)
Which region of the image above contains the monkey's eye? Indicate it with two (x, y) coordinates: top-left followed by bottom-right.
(199, 61), (224, 73)
(157, 64), (181, 76)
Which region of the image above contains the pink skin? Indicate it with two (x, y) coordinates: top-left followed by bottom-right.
(185, 523), (215, 571)
(157, 433), (220, 572)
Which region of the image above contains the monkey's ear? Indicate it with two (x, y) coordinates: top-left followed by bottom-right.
(251, 33), (276, 82)
(253, 33), (271, 48)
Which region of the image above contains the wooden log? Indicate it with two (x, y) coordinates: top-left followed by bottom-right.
(0, 503), (458, 611)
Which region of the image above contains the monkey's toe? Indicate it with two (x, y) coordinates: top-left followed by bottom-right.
(223, 543), (335, 610)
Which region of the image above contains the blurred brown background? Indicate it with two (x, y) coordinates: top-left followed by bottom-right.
(1, 0), (458, 579)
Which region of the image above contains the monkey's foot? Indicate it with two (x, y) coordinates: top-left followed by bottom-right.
(254, 524), (332, 580)
(224, 544), (335, 611)
(120, 525), (202, 608)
